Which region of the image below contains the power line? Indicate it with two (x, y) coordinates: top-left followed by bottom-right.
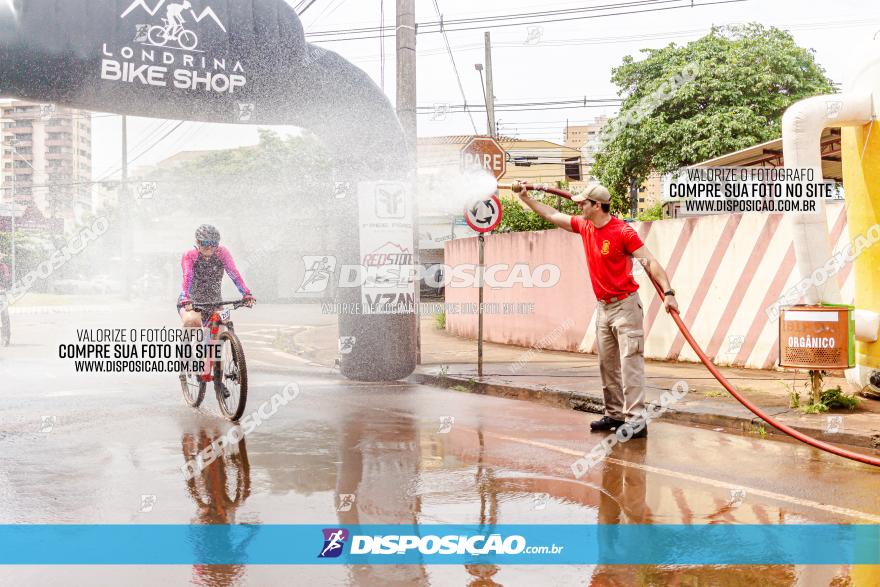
(296, 0), (320, 15)
(343, 16), (880, 65)
(307, 0), (748, 42)
(419, 104), (618, 115)
(309, 0), (689, 37)
(417, 98), (620, 110)
(432, 0), (479, 135)
(309, 0), (348, 28)
(96, 121), (186, 182)
(92, 119), (173, 180)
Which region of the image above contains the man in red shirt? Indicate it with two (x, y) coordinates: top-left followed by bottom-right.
(517, 182), (678, 438)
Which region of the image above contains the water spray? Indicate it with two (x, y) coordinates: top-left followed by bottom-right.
(509, 181), (880, 468)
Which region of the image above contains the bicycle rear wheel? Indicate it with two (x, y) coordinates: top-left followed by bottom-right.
(215, 330), (248, 421)
(147, 25), (169, 47)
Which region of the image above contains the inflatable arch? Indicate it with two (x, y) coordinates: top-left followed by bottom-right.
(0, 0), (418, 381)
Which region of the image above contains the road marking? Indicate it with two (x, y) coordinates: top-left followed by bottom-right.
(471, 428), (880, 523)
(236, 333), (278, 340)
(248, 356), (310, 368)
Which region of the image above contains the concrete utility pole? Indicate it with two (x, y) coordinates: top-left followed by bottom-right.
(484, 31), (496, 138)
(396, 0), (421, 363)
(396, 0), (417, 148)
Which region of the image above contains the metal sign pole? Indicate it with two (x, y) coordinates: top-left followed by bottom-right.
(478, 233), (485, 378)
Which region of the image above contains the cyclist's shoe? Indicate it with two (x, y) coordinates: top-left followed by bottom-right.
(590, 416), (625, 432)
(219, 383), (231, 399)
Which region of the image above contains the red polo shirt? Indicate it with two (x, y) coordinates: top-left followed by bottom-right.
(570, 215), (644, 302)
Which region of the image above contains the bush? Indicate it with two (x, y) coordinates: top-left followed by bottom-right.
(498, 192), (582, 233)
(637, 203), (664, 221)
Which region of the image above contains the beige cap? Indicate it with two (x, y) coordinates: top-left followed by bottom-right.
(572, 182), (611, 203)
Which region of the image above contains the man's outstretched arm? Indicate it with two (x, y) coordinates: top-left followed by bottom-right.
(516, 186), (575, 232)
(632, 246), (679, 313)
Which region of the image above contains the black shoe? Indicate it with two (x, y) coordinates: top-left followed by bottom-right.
(590, 416), (625, 432)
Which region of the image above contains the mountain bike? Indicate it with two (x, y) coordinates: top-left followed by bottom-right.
(180, 300), (250, 421)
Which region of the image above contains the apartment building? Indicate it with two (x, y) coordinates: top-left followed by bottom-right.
(0, 100), (92, 229)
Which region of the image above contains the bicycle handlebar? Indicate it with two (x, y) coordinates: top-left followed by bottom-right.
(190, 299), (251, 312)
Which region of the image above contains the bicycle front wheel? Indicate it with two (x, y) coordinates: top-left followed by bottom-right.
(215, 330), (248, 421)
(180, 341), (206, 408)
(178, 30), (198, 50)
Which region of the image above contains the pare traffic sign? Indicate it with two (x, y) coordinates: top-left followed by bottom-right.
(461, 136), (506, 180)
(465, 194), (503, 233)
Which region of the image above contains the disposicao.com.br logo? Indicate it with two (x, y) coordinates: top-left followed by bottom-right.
(318, 529), (564, 559)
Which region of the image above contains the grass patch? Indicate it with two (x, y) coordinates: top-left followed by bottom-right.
(451, 385), (471, 393)
(799, 385), (859, 414)
(435, 312), (446, 330)
(703, 390), (725, 398)
(821, 386), (860, 410)
(748, 423), (767, 438)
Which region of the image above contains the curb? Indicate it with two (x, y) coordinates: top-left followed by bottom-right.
(409, 370), (880, 451)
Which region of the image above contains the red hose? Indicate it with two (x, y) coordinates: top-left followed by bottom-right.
(518, 183), (880, 467)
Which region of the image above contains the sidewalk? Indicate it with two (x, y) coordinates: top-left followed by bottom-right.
(6, 294), (133, 315)
(298, 316), (880, 451)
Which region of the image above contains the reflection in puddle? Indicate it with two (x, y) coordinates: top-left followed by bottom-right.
(181, 423), (257, 587)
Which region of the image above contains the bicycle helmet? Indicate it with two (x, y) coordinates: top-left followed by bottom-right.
(195, 224), (221, 244)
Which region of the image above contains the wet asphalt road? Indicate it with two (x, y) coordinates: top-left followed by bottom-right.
(0, 304), (878, 586)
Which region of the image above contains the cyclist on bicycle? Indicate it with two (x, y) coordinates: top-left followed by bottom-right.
(178, 225), (255, 329)
(165, 1), (192, 36)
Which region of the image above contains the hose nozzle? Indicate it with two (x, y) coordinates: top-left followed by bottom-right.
(497, 181), (523, 193)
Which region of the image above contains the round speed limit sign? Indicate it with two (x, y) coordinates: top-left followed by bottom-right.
(464, 194), (503, 233)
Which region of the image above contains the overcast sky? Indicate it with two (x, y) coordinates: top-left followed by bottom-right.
(91, 0), (880, 179)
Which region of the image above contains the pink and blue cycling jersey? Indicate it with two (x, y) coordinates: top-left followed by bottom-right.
(178, 246), (250, 309)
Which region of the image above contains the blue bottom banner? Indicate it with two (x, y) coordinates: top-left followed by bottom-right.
(0, 524), (877, 565)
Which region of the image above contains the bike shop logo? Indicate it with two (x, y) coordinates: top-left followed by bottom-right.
(318, 528), (349, 559)
(101, 1), (248, 95)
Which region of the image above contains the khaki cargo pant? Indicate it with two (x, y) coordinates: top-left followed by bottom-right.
(596, 293), (645, 422)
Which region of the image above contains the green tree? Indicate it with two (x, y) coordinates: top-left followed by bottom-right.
(497, 191), (581, 233)
(592, 24), (834, 212)
(637, 203), (664, 221)
(148, 129), (334, 212)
